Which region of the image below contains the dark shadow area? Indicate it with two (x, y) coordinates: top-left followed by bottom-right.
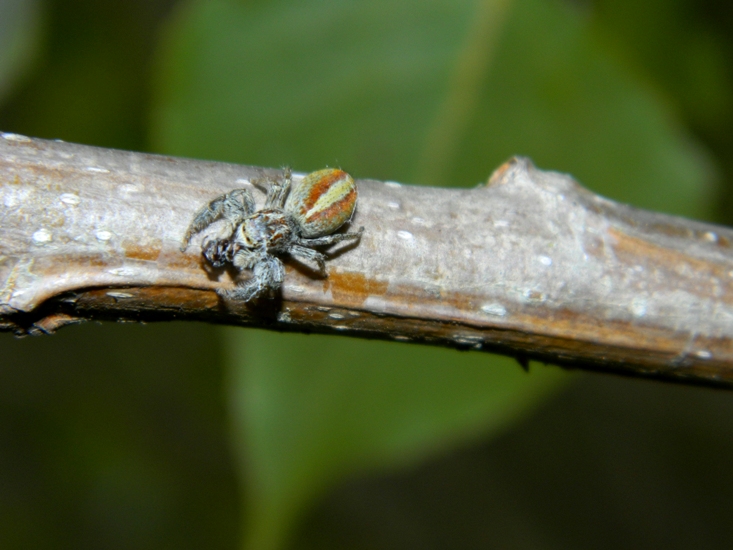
(297, 373), (733, 550)
(0, 322), (239, 550)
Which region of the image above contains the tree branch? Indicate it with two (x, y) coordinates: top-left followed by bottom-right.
(1, 134), (732, 387)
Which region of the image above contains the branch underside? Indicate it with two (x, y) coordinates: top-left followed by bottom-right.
(1, 134), (732, 387)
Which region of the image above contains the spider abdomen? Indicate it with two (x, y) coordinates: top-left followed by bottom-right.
(285, 168), (357, 238)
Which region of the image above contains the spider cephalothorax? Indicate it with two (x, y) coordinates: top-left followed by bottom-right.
(181, 167), (362, 301)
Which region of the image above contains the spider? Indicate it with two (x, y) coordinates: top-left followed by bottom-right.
(181, 167), (363, 302)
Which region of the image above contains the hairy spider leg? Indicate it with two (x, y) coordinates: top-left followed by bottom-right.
(296, 226), (364, 248)
(251, 167), (292, 210)
(264, 166), (292, 209)
(288, 244), (327, 273)
(181, 188), (256, 250)
(221, 255), (285, 302)
(231, 247), (262, 271)
(288, 227), (363, 273)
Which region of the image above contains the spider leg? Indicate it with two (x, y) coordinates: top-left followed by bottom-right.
(220, 255), (285, 302)
(181, 188), (256, 251)
(289, 244), (327, 273)
(231, 248), (261, 271)
(264, 166), (292, 209)
(297, 226), (364, 248)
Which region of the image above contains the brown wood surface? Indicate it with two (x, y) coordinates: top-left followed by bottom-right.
(2, 134), (732, 387)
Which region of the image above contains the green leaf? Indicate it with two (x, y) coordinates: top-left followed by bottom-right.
(589, 0), (733, 135)
(152, 0), (716, 548)
(226, 331), (563, 549)
(451, 0), (716, 218)
(0, 0), (43, 106)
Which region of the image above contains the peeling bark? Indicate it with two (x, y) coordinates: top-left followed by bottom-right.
(1, 134), (732, 387)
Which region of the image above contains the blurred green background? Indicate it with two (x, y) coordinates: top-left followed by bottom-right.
(1, 0), (733, 548)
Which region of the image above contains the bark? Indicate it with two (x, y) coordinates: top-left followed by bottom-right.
(1, 133), (732, 387)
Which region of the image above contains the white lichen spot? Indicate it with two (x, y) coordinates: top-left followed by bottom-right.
(387, 201), (401, 210)
(523, 289), (546, 303)
(118, 183), (142, 194)
(704, 232), (718, 242)
(481, 303), (507, 317)
(384, 181), (401, 188)
(397, 230), (414, 241)
(695, 350), (712, 359)
(107, 291), (133, 299)
(630, 298), (647, 318)
(454, 333), (484, 348)
(95, 230), (113, 242)
(85, 166), (110, 174)
(32, 228), (53, 244)
(538, 255), (552, 266)
(60, 193), (81, 206)
(328, 312), (345, 320)
(289, 285), (305, 294)
(2, 132), (31, 142)
(108, 267), (137, 277)
(4, 193), (19, 208)
(235, 178), (252, 186)
(316, 306), (332, 312)
(493, 220), (509, 228)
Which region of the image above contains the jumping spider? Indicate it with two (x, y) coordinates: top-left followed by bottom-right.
(181, 167), (363, 302)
